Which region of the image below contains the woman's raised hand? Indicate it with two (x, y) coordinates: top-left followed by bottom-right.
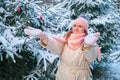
(24, 27), (47, 40)
(84, 32), (100, 46)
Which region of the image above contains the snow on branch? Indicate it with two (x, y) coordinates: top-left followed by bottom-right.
(90, 14), (114, 26)
(110, 50), (120, 63)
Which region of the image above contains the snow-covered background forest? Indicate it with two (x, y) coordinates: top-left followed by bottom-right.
(0, 0), (120, 80)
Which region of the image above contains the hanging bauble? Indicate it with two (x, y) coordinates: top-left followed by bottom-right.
(17, 6), (21, 14)
(40, 15), (43, 20)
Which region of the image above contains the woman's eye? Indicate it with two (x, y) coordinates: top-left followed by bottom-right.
(73, 25), (76, 27)
(79, 25), (82, 27)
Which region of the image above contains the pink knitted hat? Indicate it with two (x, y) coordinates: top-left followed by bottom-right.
(73, 17), (89, 34)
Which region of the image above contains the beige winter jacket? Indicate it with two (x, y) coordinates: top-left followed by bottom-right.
(40, 36), (98, 80)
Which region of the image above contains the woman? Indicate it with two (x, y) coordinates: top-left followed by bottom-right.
(24, 17), (100, 80)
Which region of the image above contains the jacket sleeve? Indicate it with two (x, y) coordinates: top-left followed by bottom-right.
(40, 36), (65, 55)
(82, 45), (98, 63)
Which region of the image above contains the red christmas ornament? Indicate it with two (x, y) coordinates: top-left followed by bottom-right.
(17, 6), (21, 13)
(40, 16), (43, 20)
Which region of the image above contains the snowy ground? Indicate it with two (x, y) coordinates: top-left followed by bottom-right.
(109, 63), (120, 80)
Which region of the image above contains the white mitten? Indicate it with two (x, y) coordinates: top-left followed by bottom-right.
(24, 27), (46, 40)
(84, 32), (100, 46)
(24, 27), (42, 37)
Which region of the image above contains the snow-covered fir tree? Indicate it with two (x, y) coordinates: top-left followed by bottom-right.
(0, 0), (43, 79)
(0, 0), (120, 80)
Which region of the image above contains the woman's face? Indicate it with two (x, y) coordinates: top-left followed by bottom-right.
(72, 20), (85, 34)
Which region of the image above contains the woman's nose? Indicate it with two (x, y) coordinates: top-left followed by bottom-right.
(74, 26), (79, 29)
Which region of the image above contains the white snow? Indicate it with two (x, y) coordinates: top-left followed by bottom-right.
(0, 0), (120, 79)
